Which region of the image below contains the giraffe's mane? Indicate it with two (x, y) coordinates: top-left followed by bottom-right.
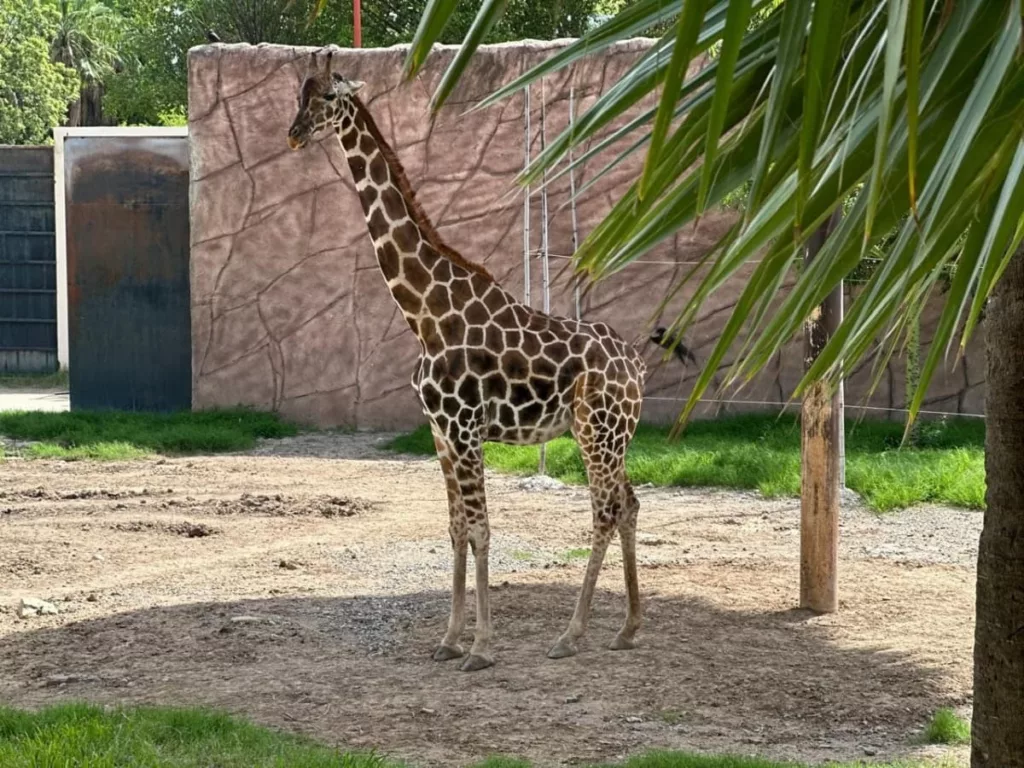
(352, 96), (494, 282)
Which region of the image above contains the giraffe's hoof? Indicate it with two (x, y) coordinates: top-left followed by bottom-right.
(546, 640), (578, 659)
(609, 633), (637, 651)
(432, 644), (465, 661)
(460, 653), (494, 672)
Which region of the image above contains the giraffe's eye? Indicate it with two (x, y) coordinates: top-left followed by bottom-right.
(323, 92), (337, 101)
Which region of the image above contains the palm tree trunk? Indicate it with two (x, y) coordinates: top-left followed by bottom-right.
(66, 96), (82, 127)
(972, 244), (1024, 767)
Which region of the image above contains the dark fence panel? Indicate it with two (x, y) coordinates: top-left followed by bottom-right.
(0, 147), (58, 374)
(64, 135), (191, 411)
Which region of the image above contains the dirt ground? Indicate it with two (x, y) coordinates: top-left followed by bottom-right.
(0, 432), (979, 767)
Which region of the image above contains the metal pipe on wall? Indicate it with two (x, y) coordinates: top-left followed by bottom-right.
(567, 85), (581, 322)
(538, 80), (551, 475)
(522, 85), (531, 309)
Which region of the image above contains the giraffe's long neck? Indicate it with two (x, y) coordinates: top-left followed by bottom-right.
(336, 101), (430, 325)
(335, 98), (496, 335)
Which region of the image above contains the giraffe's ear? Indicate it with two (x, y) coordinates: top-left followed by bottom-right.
(348, 80), (365, 93)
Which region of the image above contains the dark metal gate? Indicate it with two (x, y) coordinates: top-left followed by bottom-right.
(63, 134), (191, 411)
(0, 147), (58, 374)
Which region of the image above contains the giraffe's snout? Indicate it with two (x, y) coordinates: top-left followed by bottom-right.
(287, 123), (309, 150)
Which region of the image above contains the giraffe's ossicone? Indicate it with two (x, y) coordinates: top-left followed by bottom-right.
(288, 48), (647, 671)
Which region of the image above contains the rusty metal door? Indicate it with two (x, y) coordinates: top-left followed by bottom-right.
(64, 135), (191, 411)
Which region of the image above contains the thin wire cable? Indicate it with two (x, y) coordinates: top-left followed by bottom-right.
(643, 395), (983, 419)
(539, 251), (766, 266)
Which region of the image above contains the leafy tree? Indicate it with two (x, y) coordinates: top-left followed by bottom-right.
(104, 0), (352, 125)
(358, 0), (595, 47)
(103, 0), (200, 126)
(394, 1), (1024, 766)
(103, 0), (599, 126)
(49, 0), (125, 125)
(0, 0), (79, 143)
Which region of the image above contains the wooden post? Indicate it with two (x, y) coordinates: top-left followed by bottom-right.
(801, 211), (843, 613)
(353, 0), (362, 47)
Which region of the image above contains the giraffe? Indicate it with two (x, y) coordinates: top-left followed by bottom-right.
(287, 49), (647, 672)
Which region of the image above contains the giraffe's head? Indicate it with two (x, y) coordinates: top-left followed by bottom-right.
(287, 49), (364, 150)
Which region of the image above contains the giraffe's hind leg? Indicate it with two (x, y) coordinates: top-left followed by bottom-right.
(548, 381), (641, 659)
(609, 481), (641, 650)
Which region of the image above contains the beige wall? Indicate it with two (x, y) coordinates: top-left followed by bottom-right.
(187, 41), (984, 430)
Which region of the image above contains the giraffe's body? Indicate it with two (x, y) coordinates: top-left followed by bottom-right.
(288, 51), (646, 670)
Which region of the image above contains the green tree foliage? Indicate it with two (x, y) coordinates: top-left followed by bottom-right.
(104, 0), (598, 126)
(0, 0), (80, 143)
(103, 0), (349, 125)
(50, 0), (125, 125)
(103, 0), (202, 126)
(368, 0), (595, 47)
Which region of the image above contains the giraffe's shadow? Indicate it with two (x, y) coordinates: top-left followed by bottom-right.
(0, 582), (959, 767)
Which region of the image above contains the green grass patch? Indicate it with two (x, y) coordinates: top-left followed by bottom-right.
(474, 752), (951, 768)
(0, 408), (298, 460)
(561, 547), (592, 562)
(922, 708), (971, 745)
(0, 369), (68, 390)
(385, 414), (986, 513)
(0, 704), (956, 768)
(0, 703), (384, 767)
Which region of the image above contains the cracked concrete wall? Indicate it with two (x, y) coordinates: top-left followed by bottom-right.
(188, 41), (985, 429)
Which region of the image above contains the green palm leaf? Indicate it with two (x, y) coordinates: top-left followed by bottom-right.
(392, 0), (1024, 429)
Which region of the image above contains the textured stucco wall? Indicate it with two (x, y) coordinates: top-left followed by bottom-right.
(187, 41), (984, 429)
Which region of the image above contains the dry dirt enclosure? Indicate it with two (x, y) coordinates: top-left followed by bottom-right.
(0, 432), (979, 767)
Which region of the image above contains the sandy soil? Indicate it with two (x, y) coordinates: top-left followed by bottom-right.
(0, 432), (979, 766)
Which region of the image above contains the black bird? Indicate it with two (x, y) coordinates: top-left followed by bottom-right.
(650, 327), (698, 366)
(206, 29), (221, 43)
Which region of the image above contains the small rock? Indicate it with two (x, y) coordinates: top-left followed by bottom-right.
(637, 533), (674, 546)
(18, 597), (58, 618)
(420, 707), (436, 715)
(565, 694), (582, 704)
(230, 615), (264, 624)
(863, 747), (878, 757)
(625, 716), (643, 723)
(44, 673), (97, 687)
(517, 475), (567, 492)
(91, 553), (105, 561)
(278, 559), (299, 570)
(86, 594), (98, 603)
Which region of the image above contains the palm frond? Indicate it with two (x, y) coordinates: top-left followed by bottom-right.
(399, 0), (1024, 427)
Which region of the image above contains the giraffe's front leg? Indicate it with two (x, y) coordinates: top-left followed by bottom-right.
(433, 523), (467, 661)
(451, 440), (494, 671)
(463, 514), (494, 671)
(432, 441), (467, 662)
